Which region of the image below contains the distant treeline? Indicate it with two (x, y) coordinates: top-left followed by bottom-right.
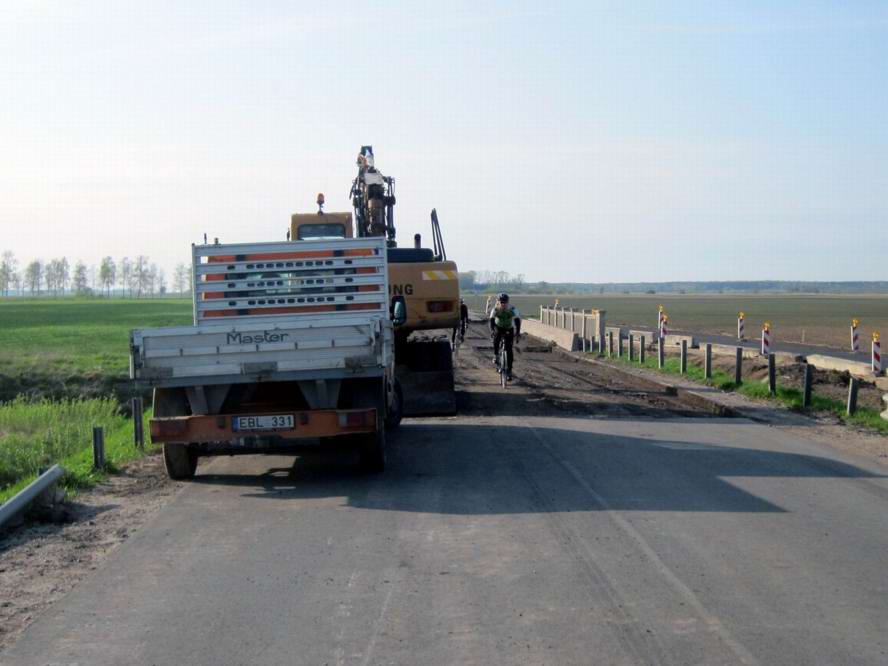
(0, 250), (190, 298)
(461, 272), (888, 295)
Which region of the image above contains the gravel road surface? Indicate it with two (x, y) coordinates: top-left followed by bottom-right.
(3, 325), (887, 665)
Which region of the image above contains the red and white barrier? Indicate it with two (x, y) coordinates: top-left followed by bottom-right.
(737, 312), (745, 340)
(851, 319), (860, 352)
(873, 333), (882, 375)
(761, 323), (771, 356)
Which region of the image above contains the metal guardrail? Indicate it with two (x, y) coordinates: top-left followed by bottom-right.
(0, 465), (65, 530)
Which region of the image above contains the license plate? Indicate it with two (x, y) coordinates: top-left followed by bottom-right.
(233, 414), (295, 432)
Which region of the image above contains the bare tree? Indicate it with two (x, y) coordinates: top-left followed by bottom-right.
(133, 255), (150, 298)
(172, 262), (188, 295)
(156, 267), (167, 297)
(73, 261), (90, 295)
(0, 251), (18, 296)
(45, 259), (59, 296)
(24, 260), (43, 295)
(118, 257), (132, 298)
(99, 256), (116, 297)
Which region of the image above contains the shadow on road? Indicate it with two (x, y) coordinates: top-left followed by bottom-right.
(191, 422), (886, 515)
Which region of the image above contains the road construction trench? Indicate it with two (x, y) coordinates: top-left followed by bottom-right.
(456, 322), (714, 419)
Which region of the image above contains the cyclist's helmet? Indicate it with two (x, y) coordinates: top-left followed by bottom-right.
(498, 292), (510, 303)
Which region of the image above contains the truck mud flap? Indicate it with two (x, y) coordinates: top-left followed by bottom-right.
(396, 338), (456, 416)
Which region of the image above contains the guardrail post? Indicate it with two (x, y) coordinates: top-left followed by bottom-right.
(608, 331), (614, 357)
(767, 354), (776, 395)
(640, 335), (646, 364)
(658, 337), (665, 369)
(847, 378), (859, 415)
(704, 343), (712, 379)
(803, 364), (814, 408)
(93, 426), (105, 470)
(628, 334), (635, 361)
(734, 347), (743, 385)
(132, 397), (144, 449)
(617, 333), (624, 358)
(680, 340), (688, 374)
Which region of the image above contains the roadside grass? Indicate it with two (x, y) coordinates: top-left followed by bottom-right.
(0, 298), (191, 402)
(0, 397), (154, 504)
(599, 349), (888, 435)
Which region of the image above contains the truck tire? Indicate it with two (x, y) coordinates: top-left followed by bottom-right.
(163, 443), (198, 480)
(358, 428), (386, 473)
(385, 378), (403, 430)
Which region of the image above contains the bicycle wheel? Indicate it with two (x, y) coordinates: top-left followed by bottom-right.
(500, 347), (508, 388)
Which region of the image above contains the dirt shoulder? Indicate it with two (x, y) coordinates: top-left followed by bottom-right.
(588, 350), (888, 467)
(0, 454), (181, 652)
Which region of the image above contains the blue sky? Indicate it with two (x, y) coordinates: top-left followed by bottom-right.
(1, 1), (886, 282)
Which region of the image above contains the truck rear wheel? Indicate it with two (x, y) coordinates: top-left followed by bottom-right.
(385, 378), (403, 430)
(358, 428), (386, 473)
(163, 443), (198, 480)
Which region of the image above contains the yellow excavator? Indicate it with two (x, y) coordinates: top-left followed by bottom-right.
(290, 146), (459, 415)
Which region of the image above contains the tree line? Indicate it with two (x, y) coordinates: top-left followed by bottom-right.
(0, 251), (192, 298)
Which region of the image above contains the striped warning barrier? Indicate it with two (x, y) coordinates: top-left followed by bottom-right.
(851, 319), (860, 353)
(421, 270), (458, 280)
(761, 322), (771, 356)
(737, 311), (745, 340)
(873, 332), (882, 375)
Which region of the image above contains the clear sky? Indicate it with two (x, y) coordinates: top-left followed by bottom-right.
(1, 1), (886, 283)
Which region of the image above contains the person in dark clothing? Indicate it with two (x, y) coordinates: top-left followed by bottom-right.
(489, 293), (521, 380)
(452, 298), (469, 344)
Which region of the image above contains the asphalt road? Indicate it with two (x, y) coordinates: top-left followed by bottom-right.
(4, 337), (888, 665)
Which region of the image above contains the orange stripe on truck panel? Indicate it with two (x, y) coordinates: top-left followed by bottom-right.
(205, 249), (375, 263)
(201, 303), (382, 318)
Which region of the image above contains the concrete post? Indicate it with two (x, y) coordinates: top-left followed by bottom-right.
(540, 305), (544, 325)
(847, 378), (859, 415)
(680, 340), (688, 374)
(598, 334), (605, 356)
(608, 331), (614, 357)
(803, 364), (814, 408)
(581, 310), (587, 350)
(658, 337), (665, 369)
(704, 343), (712, 380)
(768, 353), (776, 395)
(640, 335), (646, 364)
(618, 333), (624, 358)
(734, 347), (743, 385)
(628, 334), (635, 361)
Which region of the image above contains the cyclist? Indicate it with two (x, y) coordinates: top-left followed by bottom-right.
(489, 292), (521, 380)
(452, 298), (469, 345)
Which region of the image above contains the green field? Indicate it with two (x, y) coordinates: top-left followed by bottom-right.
(0, 298), (192, 402)
(0, 299), (181, 499)
(465, 294), (888, 350)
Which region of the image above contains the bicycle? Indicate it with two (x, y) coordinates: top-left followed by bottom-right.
(498, 340), (508, 388)
(493, 332), (517, 388)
